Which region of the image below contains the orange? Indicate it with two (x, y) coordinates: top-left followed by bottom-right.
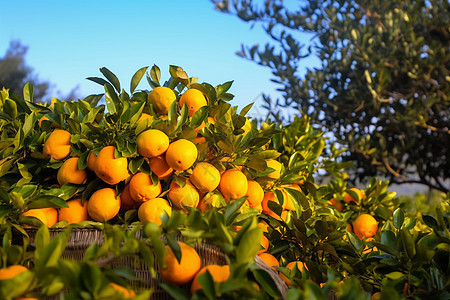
(38, 116), (49, 127)
(371, 292), (381, 300)
(87, 188), (121, 222)
(258, 235), (269, 255)
(136, 129), (169, 158)
(266, 159), (282, 179)
(43, 207), (58, 227)
(346, 224), (353, 233)
(138, 197), (172, 225)
(128, 172), (162, 203)
(194, 117), (215, 132)
(193, 136), (206, 144)
(0, 265), (28, 280)
(362, 237), (378, 254)
(149, 155), (173, 180)
(245, 180), (264, 212)
(284, 184), (301, 211)
(109, 282), (136, 299)
(261, 191), (285, 220)
(218, 169), (248, 201)
(58, 199), (90, 224)
(344, 188), (365, 205)
(352, 214), (378, 239)
(329, 198), (344, 212)
(179, 89), (207, 117)
(57, 157), (87, 185)
(94, 146), (129, 185)
(165, 139), (198, 171)
(120, 184), (138, 210)
(22, 209), (48, 227)
(191, 264), (230, 294)
(138, 112), (153, 123)
(257, 253), (279, 271)
(198, 192), (224, 213)
(258, 222), (269, 233)
(43, 129), (71, 160)
(168, 179), (200, 209)
(87, 151), (97, 171)
(160, 241), (201, 285)
(147, 86), (176, 115)
(279, 261), (307, 286)
(190, 162), (221, 193)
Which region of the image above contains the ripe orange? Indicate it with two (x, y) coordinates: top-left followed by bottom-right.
(353, 214), (378, 239)
(94, 146), (129, 185)
(109, 282), (136, 298)
(344, 188), (365, 205)
(160, 242), (201, 285)
(245, 180), (264, 212)
(261, 191), (285, 220)
(120, 184), (139, 210)
(0, 265), (28, 280)
(87, 151), (97, 172)
(371, 292), (381, 300)
(136, 129), (169, 158)
(43, 129), (71, 160)
(165, 139), (198, 171)
(191, 264), (230, 294)
(266, 159), (282, 179)
(218, 169), (248, 201)
(87, 188), (121, 222)
(22, 209), (48, 227)
(148, 155), (173, 180)
(128, 172), (162, 203)
(138, 198), (172, 225)
(190, 162), (221, 193)
(194, 117), (215, 132)
(284, 184), (301, 211)
(198, 192), (224, 213)
(58, 199), (90, 224)
(258, 235), (269, 255)
(43, 207), (58, 227)
(179, 89), (207, 117)
(279, 261), (307, 286)
(257, 253), (279, 271)
(329, 198), (344, 212)
(147, 86), (176, 115)
(168, 179), (200, 209)
(57, 157), (87, 185)
(258, 222), (269, 233)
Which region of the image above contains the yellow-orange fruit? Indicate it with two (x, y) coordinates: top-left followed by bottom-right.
(22, 209), (48, 227)
(198, 192), (224, 213)
(353, 214), (379, 239)
(128, 172), (162, 203)
(258, 235), (269, 255)
(245, 180), (264, 212)
(284, 184), (301, 211)
(136, 129), (169, 158)
(109, 282), (136, 299)
(190, 162), (221, 193)
(279, 261), (308, 286)
(58, 199), (90, 224)
(261, 191), (285, 220)
(138, 198), (172, 225)
(165, 139), (198, 171)
(218, 169), (248, 200)
(258, 253), (279, 271)
(168, 180), (200, 209)
(147, 86), (176, 115)
(149, 155), (173, 180)
(43, 129), (71, 160)
(344, 188), (365, 205)
(43, 207), (58, 227)
(266, 159), (282, 179)
(94, 146), (129, 185)
(329, 198), (344, 212)
(191, 265), (230, 294)
(120, 184), (139, 210)
(87, 188), (121, 222)
(160, 242), (201, 285)
(57, 157), (87, 185)
(0, 265), (28, 280)
(87, 151), (97, 171)
(179, 89), (207, 117)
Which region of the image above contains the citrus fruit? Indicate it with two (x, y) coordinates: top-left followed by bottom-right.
(138, 197), (172, 225)
(279, 261), (307, 286)
(87, 151), (97, 172)
(266, 159), (282, 179)
(190, 162), (221, 193)
(38, 116), (49, 127)
(344, 188), (365, 205)
(147, 86), (176, 115)
(198, 191), (224, 212)
(43, 207), (58, 227)
(94, 146), (129, 185)
(120, 184), (138, 210)
(43, 129), (71, 160)
(284, 184), (301, 210)
(194, 117), (215, 132)
(57, 157), (87, 185)
(22, 209), (48, 227)
(191, 264), (230, 294)
(257, 253), (279, 271)
(353, 214), (378, 239)
(258, 235), (269, 255)
(160, 241), (201, 285)
(168, 179), (200, 209)
(245, 180), (264, 212)
(87, 188), (121, 222)
(179, 89), (207, 117)
(329, 198), (344, 212)
(148, 155), (173, 180)
(261, 191), (285, 220)
(165, 139), (198, 171)
(218, 169), (248, 200)
(0, 265), (28, 280)
(58, 199), (90, 224)
(128, 172), (162, 203)
(136, 129), (169, 158)
(109, 282), (136, 298)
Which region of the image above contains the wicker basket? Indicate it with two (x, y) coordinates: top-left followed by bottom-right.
(26, 228), (287, 299)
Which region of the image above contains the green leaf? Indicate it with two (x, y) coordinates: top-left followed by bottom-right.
(239, 102), (253, 116)
(252, 268), (280, 298)
(159, 283), (189, 300)
(130, 66), (149, 93)
(196, 270), (215, 299)
(237, 227), (263, 263)
(393, 208), (404, 229)
(224, 197), (247, 226)
(81, 262), (103, 295)
(86, 77), (109, 87)
(23, 82), (33, 102)
(150, 65), (161, 84)
(347, 232), (364, 252)
(422, 215), (440, 230)
(166, 235), (182, 264)
(104, 83), (120, 114)
(169, 65), (189, 87)
(400, 229), (416, 258)
(100, 67), (121, 92)
(4, 99), (18, 119)
(27, 195), (69, 209)
(190, 106), (209, 128)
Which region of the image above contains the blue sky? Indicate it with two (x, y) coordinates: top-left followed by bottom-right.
(1, 0), (316, 116)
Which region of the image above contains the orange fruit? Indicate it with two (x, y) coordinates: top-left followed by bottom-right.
(94, 146), (129, 185)
(346, 224), (353, 233)
(168, 179), (200, 209)
(43, 129), (71, 160)
(344, 188), (365, 205)
(261, 191), (285, 220)
(352, 214), (378, 239)
(149, 155), (173, 180)
(87, 188), (121, 222)
(191, 264), (230, 294)
(136, 129), (169, 158)
(190, 162), (221, 193)
(138, 198), (172, 225)
(258, 235), (269, 255)
(109, 282), (136, 299)
(128, 172), (162, 203)
(194, 117), (215, 132)
(87, 151), (97, 172)
(284, 184), (301, 211)
(165, 139), (198, 171)
(43, 207), (58, 227)
(279, 261), (307, 286)
(38, 116), (49, 127)
(22, 209), (48, 227)
(193, 136), (206, 144)
(147, 86), (176, 115)
(57, 157), (87, 185)
(362, 237), (378, 254)
(179, 89), (207, 117)
(371, 292), (381, 300)
(198, 192), (224, 213)
(266, 159), (282, 179)
(160, 241), (201, 285)
(257, 253), (279, 271)
(120, 184), (138, 210)
(329, 198), (344, 212)
(258, 222), (269, 233)
(218, 169), (248, 201)
(0, 265), (28, 280)
(138, 112), (153, 123)
(58, 199), (90, 224)
(245, 180), (264, 212)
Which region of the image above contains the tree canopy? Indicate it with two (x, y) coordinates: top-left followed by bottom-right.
(213, 0), (450, 192)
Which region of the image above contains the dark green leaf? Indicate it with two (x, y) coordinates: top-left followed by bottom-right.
(100, 67), (121, 92)
(393, 208), (404, 229)
(130, 66), (149, 93)
(252, 268), (280, 298)
(23, 82), (33, 102)
(196, 270), (215, 298)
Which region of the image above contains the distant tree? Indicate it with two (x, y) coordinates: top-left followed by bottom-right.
(213, 0), (450, 192)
